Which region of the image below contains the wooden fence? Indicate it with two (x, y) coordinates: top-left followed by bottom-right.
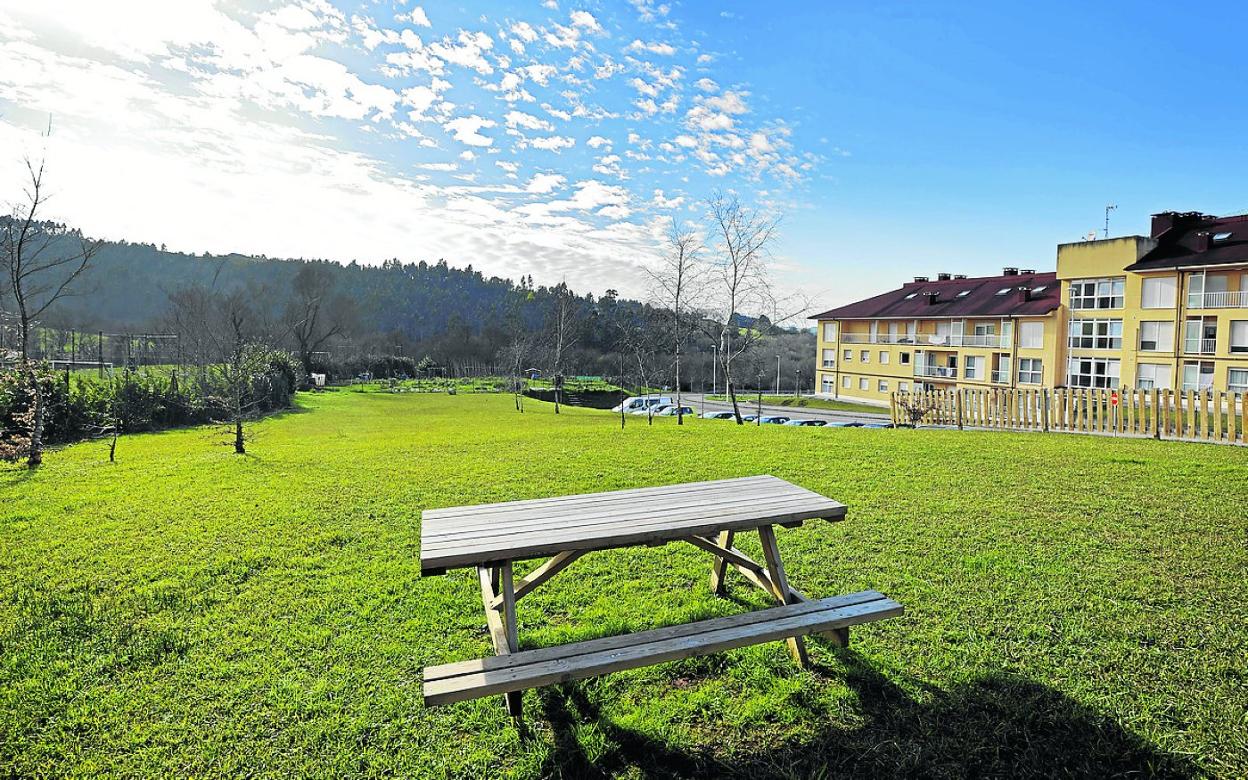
(891, 387), (1248, 445)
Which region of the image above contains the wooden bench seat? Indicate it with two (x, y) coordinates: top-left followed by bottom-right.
(423, 590), (902, 707)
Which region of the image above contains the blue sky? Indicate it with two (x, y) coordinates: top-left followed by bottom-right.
(1, 1), (1246, 311)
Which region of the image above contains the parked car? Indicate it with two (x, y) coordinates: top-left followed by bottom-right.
(861, 422), (895, 429)
(630, 403), (672, 415)
(783, 419), (827, 427)
(825, 421), (864, 428)
(759, 415), (790, 424)
(741, 414), (759, 422)
(655, 405), (695, 417)
(611, 395), (674, 413)
(701, 410), (736, 420)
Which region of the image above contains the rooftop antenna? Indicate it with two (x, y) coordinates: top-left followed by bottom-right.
(1104, 203), (1117, 238)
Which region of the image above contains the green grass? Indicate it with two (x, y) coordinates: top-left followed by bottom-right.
(707, 393), (886, 415)
(2, 392), (1245, 778)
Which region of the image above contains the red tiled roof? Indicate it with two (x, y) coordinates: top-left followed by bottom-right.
(810, 271), (1060, 320)
(1126, 212), (1248, 272)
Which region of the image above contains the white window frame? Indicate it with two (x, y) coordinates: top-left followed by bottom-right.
(1229, 368), (1248, 394)
(1231, 320), (1248, 354)
(1138, 321), (1174, 352)
(878, 351), (890, 364)
(1018, 321), (1044, 349)
(1067, 357), (1120, 388)
(1135, 363), (1171, 391)
(858, 377), (869, 391)
(963, 355), (983, 380)
(1068, 318), (1123, 350)
(1018, 358), (1042, 384)
(843, 349), (852, 361)
(821, 375), (835, 394)
(821, 348), (837, 369)
(842, 375), (851, 389)
(1141, 276), (1176, 309)
(1069, 277), (1125, 310)
(877, 379), (888, 393)
(822, 322), (837, 342)
(859, 350), (870, 363)
(1181, 361), (1215, 392)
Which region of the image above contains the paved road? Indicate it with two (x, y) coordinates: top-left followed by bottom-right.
(684, 394), (890, 425)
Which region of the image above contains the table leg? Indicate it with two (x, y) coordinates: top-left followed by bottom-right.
(757, 525), (811, 668)
(709, 529), (735, 596)
(499, 561), (523, 722)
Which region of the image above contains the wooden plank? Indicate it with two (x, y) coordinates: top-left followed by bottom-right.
(423, 595), (904, 705)
(1231, 392), (1240, 445)
(422, 493), (842, 556)
(425, 475), (777, 518)
(422, 488), (835, 544)
(1215, 392), (1226, 442)
(686, 534), (765, 574)
(478, 566), (522, 718)
(421, 499), (844, 574)
(489, 550), (586, 609)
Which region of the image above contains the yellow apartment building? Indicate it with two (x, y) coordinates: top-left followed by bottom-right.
(811, 210), (1248, 405)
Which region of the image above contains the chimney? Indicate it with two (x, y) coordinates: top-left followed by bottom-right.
(1002, 267), (1019, 276)
(1016, 286), (1032, 302)
(923, 291), (941, 305)
(1021, 269), (1035, 275)
(1151, 212), (1176, 239)
(913, 276), (929, 283)
(936, 272), (952, 281)
(953, 274), (967, 280)
(1194, 232), (1210, 252)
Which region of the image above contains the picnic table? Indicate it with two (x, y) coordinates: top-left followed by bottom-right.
(420, 475), (902, 723)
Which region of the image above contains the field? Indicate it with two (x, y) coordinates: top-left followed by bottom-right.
(2, 392), (1246, 778)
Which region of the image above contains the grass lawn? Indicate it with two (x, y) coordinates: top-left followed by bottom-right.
(2, 392), (1245, 778)
(707, 393), (886, 415)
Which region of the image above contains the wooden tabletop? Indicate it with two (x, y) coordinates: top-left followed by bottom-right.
(420, 475), (846, 575)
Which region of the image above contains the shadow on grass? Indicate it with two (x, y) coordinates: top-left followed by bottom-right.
(536, 648), (1198, 779)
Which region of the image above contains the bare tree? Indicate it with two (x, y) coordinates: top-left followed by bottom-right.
(546, 283), (580, 414)
(285, 263), (351, 377)
(646, 219), (706, 425)
(615, 308), (664, 426)
(500, 330), (535, 413)
(703, 191), (788, 424)
(1, 151), (97, 466)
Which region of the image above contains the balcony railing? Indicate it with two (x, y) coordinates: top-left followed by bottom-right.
(990, 370), (1009, 384)
(839, 333), (1009, 348)
(914, 364), (958, 379)
(1187, 290), (1248, 309)
(1184, 338), (1217, 354)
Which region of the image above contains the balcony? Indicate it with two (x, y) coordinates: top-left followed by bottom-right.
(1183, 338), (1217, 355)
(1187, 290), (1248, 309)
(914, 364), (958, 379)
(990, 370), (1009, 384)
(839, 333), (1009, 347)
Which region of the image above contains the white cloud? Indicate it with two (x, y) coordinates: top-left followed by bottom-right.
(510, 21), (538, 43)
(525, 172), (566, 193)
(695, 77), (718, 92)
(528, 135), (576, 151)
(505, 110), (554, 132)
(626, 39), (676, 56)
(696, 53), (714, 64)
(419, 162), (459, 171)
(586, 135), (612, 149)
(592, 154), (624, 178)
(428, 29), (494, 75)
(399, 7), (431, 27)
(444, 115), (496, 146)
(703, 89), (749, 114)
(569, 11), (602, 32)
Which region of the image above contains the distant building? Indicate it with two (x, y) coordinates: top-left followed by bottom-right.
(810, 210), (1248, 405)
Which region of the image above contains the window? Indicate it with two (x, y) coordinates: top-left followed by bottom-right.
(1229, 369), (1248, 393)
(821, 375), (835, 394)
(1031, 285), (1047, 294)
(1069, 277), (1125, 309)
(1213, 231), (1234, 242)
(1018, 358), (1042, 384)
(821, 348), (836, 368)
(843, 349), (852, 361)
(822, 322), (836, 342)
(1138, 321), (1174, 352)
(1183, 317), (1217, 354)
(903, 292), (918, 299)
(879, 351), (890, 364)
(956, 290), (970, 297)
(842, 375), (851, 389)
(1019, 321), (1044, 349)
(1231, 321), (1248, 354)
(1182, 361), (1215, 392)
(963, 355), (983, 380)
(899, 351), (911, 365)
(878, 380), (889, 393)
(1067, 357), (1120, 388)
(898, 381), (909, 393)
(859, 350), (869, 362)
(1136, 363), (1172, 391)
(859, 377), (869, 391)
(1141, 276), (1176, 309)
(1068, 318), (1123, 350)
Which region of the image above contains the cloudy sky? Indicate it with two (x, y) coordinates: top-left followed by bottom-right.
(2, 1), (1247, 308)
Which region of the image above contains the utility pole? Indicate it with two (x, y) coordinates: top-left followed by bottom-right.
(775, 354), (781, 395)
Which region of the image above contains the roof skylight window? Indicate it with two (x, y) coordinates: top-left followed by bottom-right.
(995, 287), (1012, 296)
(1031, 285), (1047, 293)
(903, 292), (918, 299)
(956, 290), (971, 297)
(1213, 232), (1233, 242)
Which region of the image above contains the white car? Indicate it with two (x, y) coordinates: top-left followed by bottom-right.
(630, 403), (672, 415)
(611, 395), (674, 414)
(654, 405), (695, 417)
(701, 410), (736, 420)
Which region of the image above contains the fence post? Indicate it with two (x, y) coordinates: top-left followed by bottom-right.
(1041, 388), (1050, 432)
(955, 390), (963, 430)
